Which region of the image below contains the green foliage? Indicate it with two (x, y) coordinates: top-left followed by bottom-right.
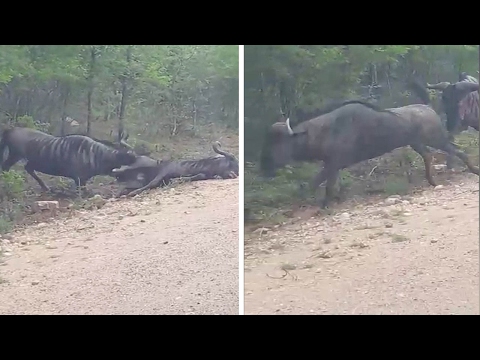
(14, 115), (36, 129)
(245, 45), (478, 222)
(0, 45), (239, 135)
(0, 170), (26, 200)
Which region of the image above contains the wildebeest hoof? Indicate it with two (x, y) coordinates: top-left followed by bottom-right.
(319, 200), (330, 209)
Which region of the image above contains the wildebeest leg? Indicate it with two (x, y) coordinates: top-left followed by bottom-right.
(186, 173), (207, 181)
(409, 144), (437, 186)
(442, 142), (480, 175)
(322, 167), (340, 209)
(445, 133), (457, 169)
(24, 162), (50, 192)
(126, 169), (169, 197)
(1, 153), (23, 172)
(311, 165), (339, 208)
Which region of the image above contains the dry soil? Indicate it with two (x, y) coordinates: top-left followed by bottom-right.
(245, 174), (479, 315)
(0, 179), (239, 315)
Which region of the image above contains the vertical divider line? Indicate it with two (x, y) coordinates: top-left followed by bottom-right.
(238, 45), (245, 315)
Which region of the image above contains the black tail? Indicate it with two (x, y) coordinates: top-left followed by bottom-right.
(408, 80), (431, 105)
(0, 129), (12, 169)
(212, 141), (237, 162)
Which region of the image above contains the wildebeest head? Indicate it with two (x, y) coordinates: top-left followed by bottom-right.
(427, 80), (479, 132)
(112, 155), (160, 188)
(260, 117), (306, 177)
(108, 149), (137, 175)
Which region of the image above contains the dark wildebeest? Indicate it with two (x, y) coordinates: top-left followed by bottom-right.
(0, 127), (137, 194)
(260, 100), (479, 208)
(113, 141), (239, 197)
(410, 75), (479, 134)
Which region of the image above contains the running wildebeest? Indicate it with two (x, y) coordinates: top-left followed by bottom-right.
(0, 127), (137, 194)
(113, 141), (239, 197)
(260, 100), (479, 208)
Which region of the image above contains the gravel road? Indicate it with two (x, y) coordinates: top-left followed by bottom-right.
(0, 179), (239, 315)
(245, 174), (479, 315)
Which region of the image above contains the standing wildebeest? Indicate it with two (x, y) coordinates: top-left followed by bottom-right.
(0, 127), (137, 193)
(113, 141), (239, 197)
(260, 100), (479, 208)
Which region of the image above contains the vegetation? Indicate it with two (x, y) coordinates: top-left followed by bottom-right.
(0, 45), (239, 233)
(244, 45), (479, 225)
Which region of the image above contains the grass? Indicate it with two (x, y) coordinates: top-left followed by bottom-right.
(244, 131), (479, 227)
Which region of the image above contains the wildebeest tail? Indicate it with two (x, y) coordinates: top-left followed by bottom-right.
(0, 128), (13, 168)
(212, 141), (237, 161)
(408, 79), (431, 105)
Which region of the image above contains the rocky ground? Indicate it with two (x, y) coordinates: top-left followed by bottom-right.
(244, 173), (479, 315)
(0, 179), (239, 315)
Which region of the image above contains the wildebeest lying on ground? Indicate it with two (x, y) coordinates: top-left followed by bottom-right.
(260, 100), (479, 208)
(0, 127), (137, 194)
(113, 141), (239, 197)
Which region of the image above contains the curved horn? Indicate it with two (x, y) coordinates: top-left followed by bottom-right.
(120, 139), (134, 149)
(426, 81), (451, 91)
(286, 118), (294, 136)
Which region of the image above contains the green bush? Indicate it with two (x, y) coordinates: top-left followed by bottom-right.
(14, 115), (36, 129)
(0, 170), (26, 201)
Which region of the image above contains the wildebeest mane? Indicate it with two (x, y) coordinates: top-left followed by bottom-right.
(290, 99), (399, 126)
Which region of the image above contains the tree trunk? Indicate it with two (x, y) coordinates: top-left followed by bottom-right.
(86, 46), (97, 136)
(60, 84), (70, 136)
(118, 46), (132, 142)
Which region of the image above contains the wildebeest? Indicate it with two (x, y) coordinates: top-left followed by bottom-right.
(113, 141), (239, 197)
(0, 127), (137, 194)
(260, 100), (479, 208)
(410, 75), (479, 134)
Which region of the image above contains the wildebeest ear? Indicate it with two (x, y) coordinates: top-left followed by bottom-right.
(455, 81), (479, 93)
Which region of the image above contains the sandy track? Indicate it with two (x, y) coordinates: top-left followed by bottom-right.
(0, 179), (238, 315)
(245, 175), (479, 315)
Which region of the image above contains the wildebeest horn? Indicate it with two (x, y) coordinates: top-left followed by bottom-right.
(120, 139), (134, 149)
(426, 82), (451, 91)
(286, 118), (294, 136)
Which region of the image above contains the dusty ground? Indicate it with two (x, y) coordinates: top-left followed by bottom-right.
(245, 174), (479, 315)
(0, 179), (239, 315)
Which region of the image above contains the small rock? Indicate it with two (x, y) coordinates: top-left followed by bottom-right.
(32, 201), (59, 213)
(31, 281), (40, 285)
(434, 185), (444, 190)
(431, 239), (438, 243)
(385, 197), (400, 205)
(433, 164), (447, 171)
(385, 223), (393, 228)
(340, 212), (350, 220)
(253, 227), (269, 235)
(87, 194), (107, 209)
(401, 200), (410, 205)
(3, 252), (12, 257)
(403, 212), (412, 216)
(118, 215), (124, 220)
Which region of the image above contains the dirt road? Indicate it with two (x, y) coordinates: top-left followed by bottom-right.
(245, 174), (479, 315)
(0, 179), (238, 315)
